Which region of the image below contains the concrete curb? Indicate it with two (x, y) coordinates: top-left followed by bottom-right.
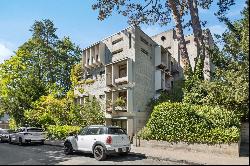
(44, 140), (64, 147)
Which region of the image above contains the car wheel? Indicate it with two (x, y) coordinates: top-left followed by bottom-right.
(93, 145), (107, 161)
(19, 137), (23, 146)
(64, 142), (73, 155)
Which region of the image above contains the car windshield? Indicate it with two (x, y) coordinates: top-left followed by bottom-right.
(108, 128), (126, 135)
(27, 128), (43, 132)
(0, 130), (8, 134)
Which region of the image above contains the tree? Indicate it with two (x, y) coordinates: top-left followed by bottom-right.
(0, 19), (82, 126)
(184, 1), (249, 120)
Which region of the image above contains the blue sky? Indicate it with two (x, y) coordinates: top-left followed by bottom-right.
(0, 0), (246, 63)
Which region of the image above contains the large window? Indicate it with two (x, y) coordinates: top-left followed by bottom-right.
(112, 37), (123, 45)
(119, 64), (127, 78)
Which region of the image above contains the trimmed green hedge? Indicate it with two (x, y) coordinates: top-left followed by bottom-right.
(46, 125), (81, 140)
(138, 102), (241, 144)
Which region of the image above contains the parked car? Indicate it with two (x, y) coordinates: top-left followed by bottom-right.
(0, 129), (11, 142)
(64, 125), (131, 161)
(9, 127), (46, 145)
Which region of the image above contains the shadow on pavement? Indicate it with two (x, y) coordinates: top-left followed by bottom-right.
(69, 150), (147, 162)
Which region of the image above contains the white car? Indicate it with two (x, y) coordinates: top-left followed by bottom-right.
(64, 125), (131, 161)
(9, 127), (46, 145)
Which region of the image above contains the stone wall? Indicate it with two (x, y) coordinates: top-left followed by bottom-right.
(133, 139), (239, 157)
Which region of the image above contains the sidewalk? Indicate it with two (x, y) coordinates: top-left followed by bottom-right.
(130, 144), (249, 165)
(45, 140), (249, 165)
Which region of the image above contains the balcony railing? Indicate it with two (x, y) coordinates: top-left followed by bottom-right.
(114, 76), (128, 85)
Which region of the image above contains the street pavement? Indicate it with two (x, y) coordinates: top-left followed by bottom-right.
(0, 143), (184, 165)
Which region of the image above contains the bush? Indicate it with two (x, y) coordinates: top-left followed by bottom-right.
(46, 125), (81, 140)
(140, 102), (241, 144)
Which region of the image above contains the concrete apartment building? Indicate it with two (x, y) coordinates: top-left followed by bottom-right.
(74, 26), (214, 138)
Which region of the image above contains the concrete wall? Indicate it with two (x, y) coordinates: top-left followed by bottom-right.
(133, 27), (157, 132)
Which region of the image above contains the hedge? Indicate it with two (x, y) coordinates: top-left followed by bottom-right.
(138, 102), (241, 144)
(46, 125), (81, 140)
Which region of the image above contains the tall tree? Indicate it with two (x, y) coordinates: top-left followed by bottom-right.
(0, 19), (82, 126)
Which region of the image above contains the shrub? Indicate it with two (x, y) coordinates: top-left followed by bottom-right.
(114, 97), (126, 107)
(141, 102), (241, 144)
(85, 79), (95, 84)
(46, 125), (81, 140)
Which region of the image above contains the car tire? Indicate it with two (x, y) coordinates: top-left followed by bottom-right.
(64, 142), (73, 155)
(93, 145), (107, 161)
(19, 137), (23, 146)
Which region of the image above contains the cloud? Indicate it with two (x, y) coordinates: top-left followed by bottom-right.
(0, 43), (13, 64)
(208, 25), (227, 36)
(141, 26), (163, 36)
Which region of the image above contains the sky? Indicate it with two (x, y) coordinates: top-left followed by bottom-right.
(0, 0), (246, 63)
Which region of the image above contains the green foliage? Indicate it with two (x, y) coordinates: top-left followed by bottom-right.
(84, 79), (95, 85)
(114, 97), (126, 107)
(70, 63), (84, 87)
(183, 6), (249, 120)
(0, 19), (81, 126)
(139, 102), (240, 144)
(23, 94), (104, 135)
(148, 80), (184, 110)
(46, 125), (81, 140)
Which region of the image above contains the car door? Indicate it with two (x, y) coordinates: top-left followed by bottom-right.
(76, 127), (88, 151)
(80, 127), (100, 152)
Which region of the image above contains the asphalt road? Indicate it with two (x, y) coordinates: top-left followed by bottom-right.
(0, 143), (183, 165)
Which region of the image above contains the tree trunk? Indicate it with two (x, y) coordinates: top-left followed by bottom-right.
(187, 0), (206, 79)
(168, 0), (191, 77)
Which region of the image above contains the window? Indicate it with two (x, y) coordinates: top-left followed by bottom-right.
(112, 37), (123, 45)
(186, 40), (190, 44)
(108, 128), (126, 135)
(119, 64), (127, 78)
(129, 33), (132, 48)
(171, 81), (174, 88)
(86, 128), (101, 135)
(96, 54), (99, 60)
(112, 48), (123, 55)
(141, 48), (148, 55)
(87, 58), (90, 64)
(79, 127), (87, 135)
(140, 36), (149, 45)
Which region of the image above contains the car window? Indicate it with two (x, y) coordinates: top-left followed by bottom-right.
(27, 128), (43, 132)
(98, 128), (105, 135)
(108, 128), (126, 135)
(86, 128), (100, 135)
(79, 127), (87, 135)
(0, 130), (8, 134)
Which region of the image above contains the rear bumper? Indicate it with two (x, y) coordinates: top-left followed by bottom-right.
(106, 146), (131, 154)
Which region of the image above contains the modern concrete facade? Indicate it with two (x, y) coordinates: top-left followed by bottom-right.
(74, 26), (214, 139)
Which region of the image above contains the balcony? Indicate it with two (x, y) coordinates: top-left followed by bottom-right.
(114, 76), (128, 85)
(83, 42), (105, 69)
(105, 58), (132, 87)
(106, 91), (128, 114)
